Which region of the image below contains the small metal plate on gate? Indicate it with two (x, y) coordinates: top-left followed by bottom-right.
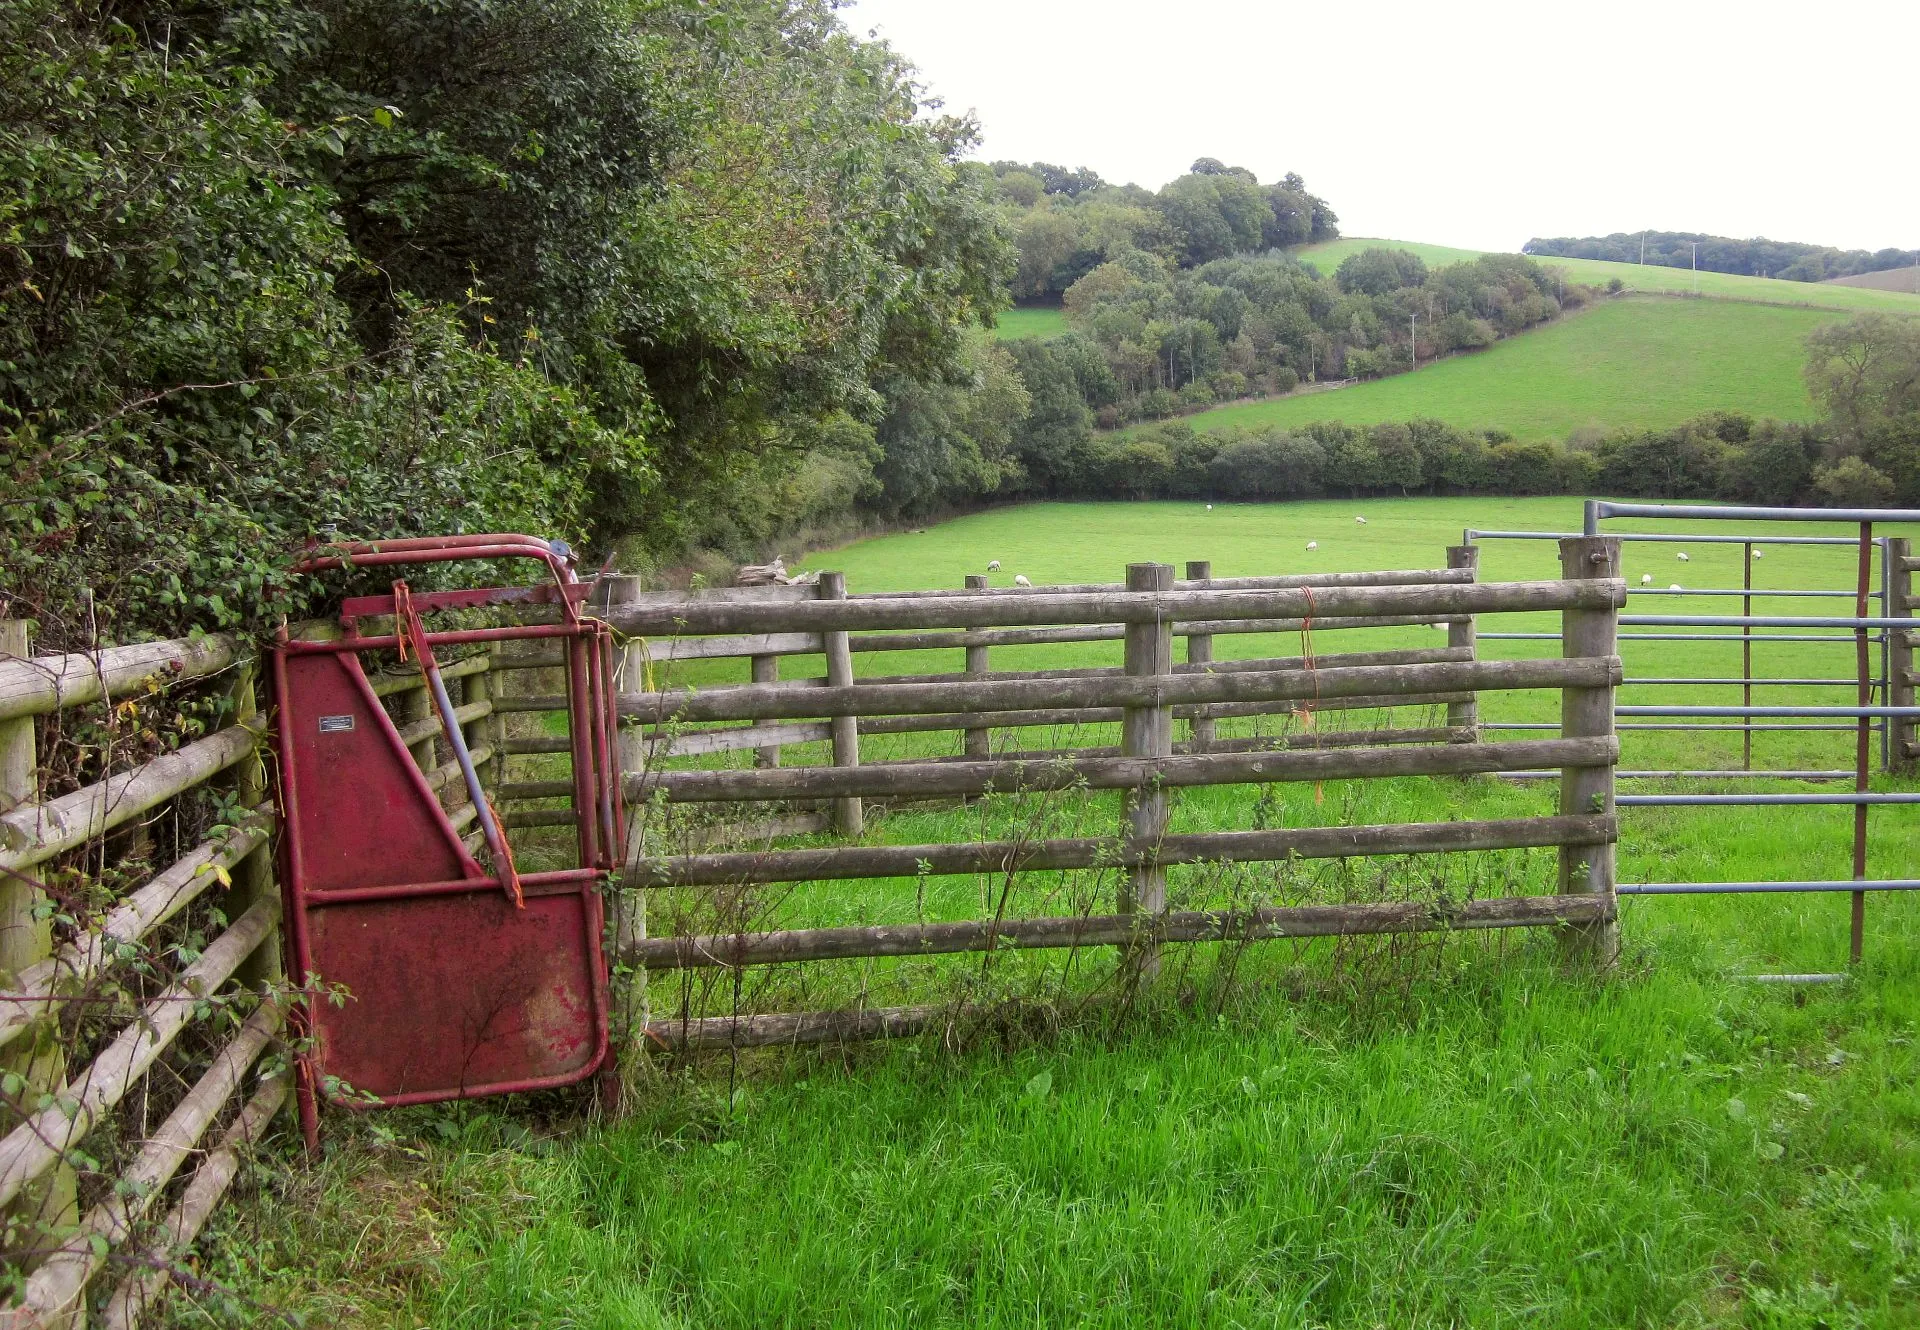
(318, 714), (356, 734)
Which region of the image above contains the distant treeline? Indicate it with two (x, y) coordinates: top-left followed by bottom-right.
(1524, 231), (1919, 283)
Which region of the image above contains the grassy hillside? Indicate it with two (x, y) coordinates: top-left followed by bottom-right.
(1157, 296), (1833, 441)
(991, 305), (1069, 340)
(1296, 237), (1920, 314)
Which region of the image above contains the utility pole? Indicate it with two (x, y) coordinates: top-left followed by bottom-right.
(1640, 231), (1646, 264)
(1691, 240), (1699, 295)
(1409, 313), (1417, 367)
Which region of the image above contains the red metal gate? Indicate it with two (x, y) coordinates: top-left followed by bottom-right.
(272, 535), (622, 1144)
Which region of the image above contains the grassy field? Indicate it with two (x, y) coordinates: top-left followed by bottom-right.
(1296, 237), (1920, 316)
(1154, 297), (1833, 441)
(991, 304), (1070, 340)
(201, 499), (1920, 1330)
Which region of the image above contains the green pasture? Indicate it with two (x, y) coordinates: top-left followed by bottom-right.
(1296, 237), (1920, 315)
(1165, 297), (1833, 441)
(212, 499), (1920, 1330)
(991, 304), (1069, 340)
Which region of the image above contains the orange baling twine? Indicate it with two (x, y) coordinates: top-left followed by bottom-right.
(1295, 586), (1324, 804)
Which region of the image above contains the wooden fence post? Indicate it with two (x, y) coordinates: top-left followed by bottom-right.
(1184, 561), (1215, 753)
(1446, 545), (1480, 740)
(0, 620), (78, 1260)
(963, 575), (991, 760)
(819, 573), (863, 837)
(1557, 537), (1620, 964)
(1888, 539), (1914, 776)
(1121, 563), (1175, 978)
(750, 655), (781, 768)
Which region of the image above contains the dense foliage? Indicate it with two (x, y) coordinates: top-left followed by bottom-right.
(1525, 230), (1919, 283)
(991, 157), (1338, 303)
(1, 0), (1010, 646)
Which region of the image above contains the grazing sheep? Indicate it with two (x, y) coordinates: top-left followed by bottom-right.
(1354, 515), (1367, 525)
(1014, 574), (1032, 587)
(987, 560), (1000, 571)
(1676, 551), (1690, 562)
(1669, 583), (1683, 591)
(1640, 574), (1653, 585)
(1306, 541), (1318, 551)
(1753, 548), (1765, 559)
(1206, 504), (1213, 510)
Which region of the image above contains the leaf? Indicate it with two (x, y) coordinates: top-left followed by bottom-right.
(1757, 1140), (1785, 1160)
(1725, 1097), (1747, 1120)
(1023, 1069), (1052, 1100)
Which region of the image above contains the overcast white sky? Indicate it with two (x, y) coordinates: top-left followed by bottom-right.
(846, 0), (1919, 253)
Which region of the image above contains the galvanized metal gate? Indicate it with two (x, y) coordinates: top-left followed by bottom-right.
(1468, 500), (1920, 978)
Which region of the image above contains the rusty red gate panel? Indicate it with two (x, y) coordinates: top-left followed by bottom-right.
(272, 535), (622, 1143)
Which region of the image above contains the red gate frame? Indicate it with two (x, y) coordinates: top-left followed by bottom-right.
(272, 535), (623, 1146)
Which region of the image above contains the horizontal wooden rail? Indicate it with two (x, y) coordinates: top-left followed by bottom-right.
(617, 657), (1617, 725)
(630, 813), (1615, 887)
(0, 636), (240, 722)
(878, 727), (1471, 765)
(605, 578), (1623, 636)
(98, 1074), (289, 1330)
(0, 807), (272, 1053)
(0, 717), (264, 873)
(393, 698), (490, 749)
(847, 693), (1471, 737)
(844, 614), (1467, 654)
(612, 737), (1614, 804)
(627, 892), (1615, 971)
(10, 1004), (281, 1325)
(366, 652), (491, 698)
(854, 645), (1470, 688)
(645, 1006), (939, 1049)
(0, 896), (278, 1210)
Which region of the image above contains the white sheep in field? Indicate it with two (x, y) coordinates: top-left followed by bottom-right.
(1753, 548), (1765, 559)
(1669, 583), (1683, 591)
(1354, 515), (1367, 525)
(1641, 574), (1653, 585)
(1014, 574), (1032, 587)
(987, 559), (1000, 571)
(1676, 551), (1690, 562)
(1306, 541), (1319, 551)
(1206, 504), (1213, 510)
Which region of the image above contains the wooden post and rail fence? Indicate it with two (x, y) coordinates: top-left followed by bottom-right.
(495, 544), (1625, 1047)
(0, 538), (1627, 1317)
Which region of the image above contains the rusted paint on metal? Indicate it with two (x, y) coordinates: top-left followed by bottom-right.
(273, 535), (620, 1144)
